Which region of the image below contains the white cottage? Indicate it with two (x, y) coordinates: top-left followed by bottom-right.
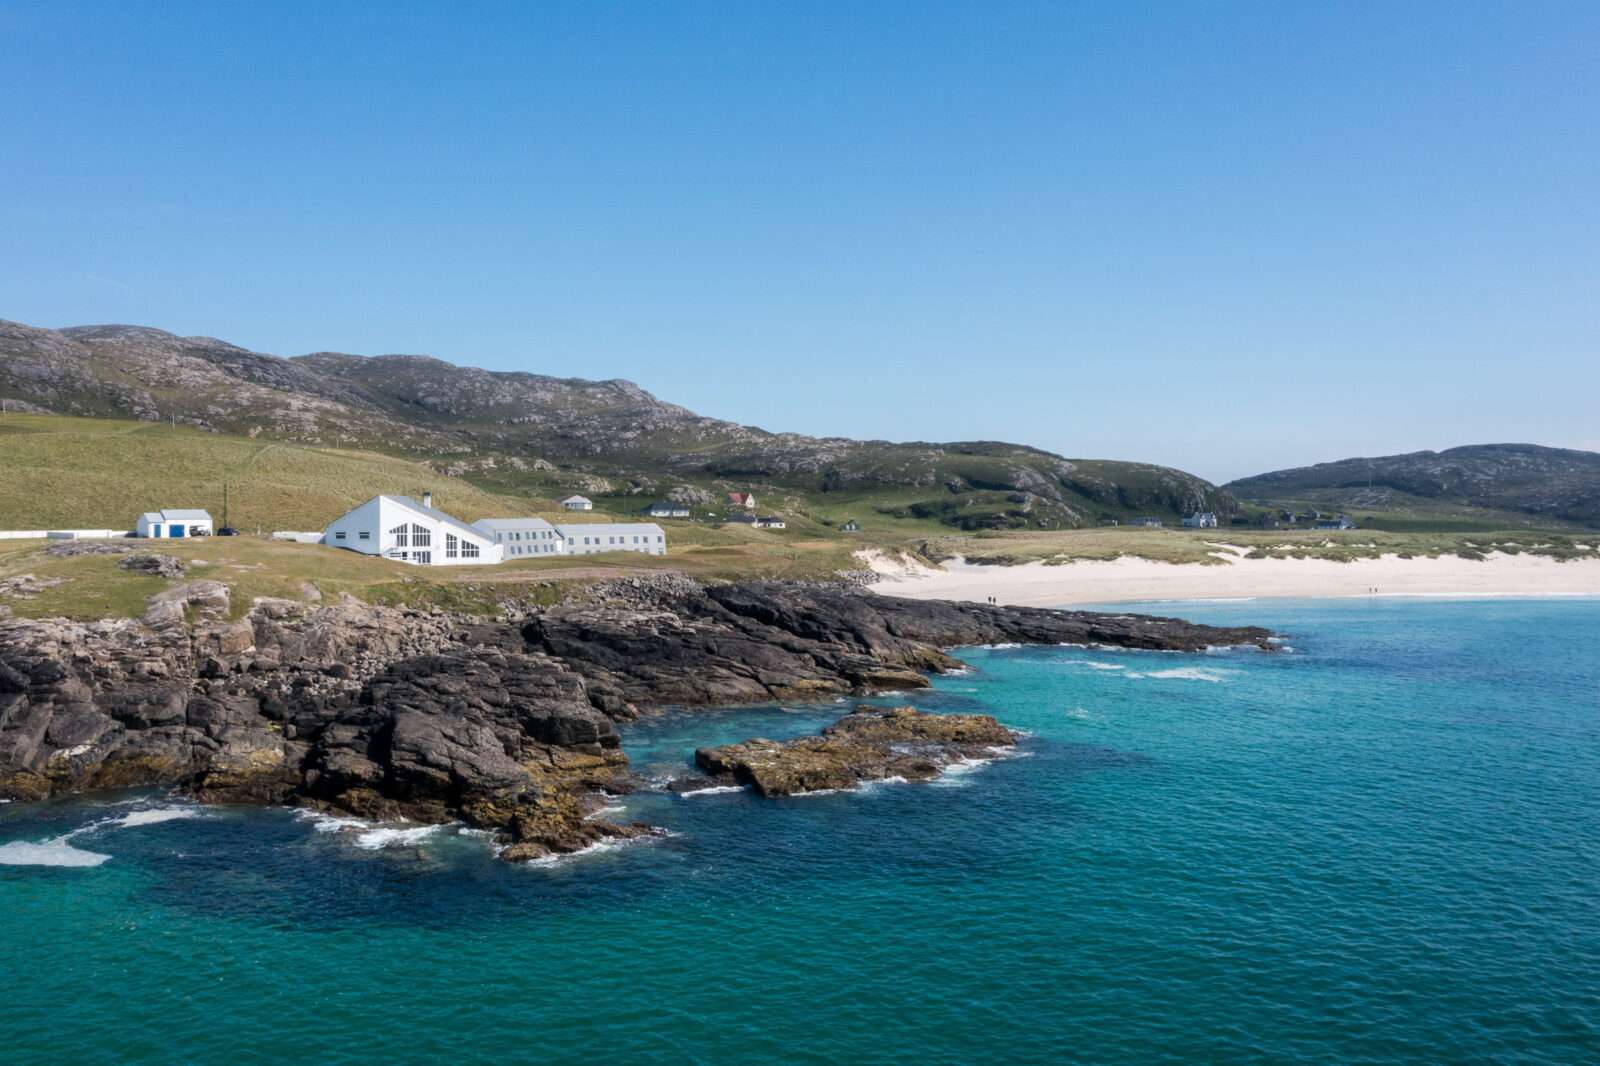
(471, 517), (566, 558)
(558, 522), (667, 557)
(320, 494), (502, 566)
(136, 509), (213, 539)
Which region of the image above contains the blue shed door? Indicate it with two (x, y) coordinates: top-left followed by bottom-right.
(171, 524), (186, 538)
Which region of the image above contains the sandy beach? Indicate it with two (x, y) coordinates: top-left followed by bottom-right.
(861, 548), (1600, 607)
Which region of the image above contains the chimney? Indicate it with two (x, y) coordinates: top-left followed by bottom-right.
(423, 491), (434, 509)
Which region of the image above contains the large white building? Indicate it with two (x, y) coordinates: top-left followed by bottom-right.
(471, 517), (565, 558)
(136, 509), (213, 539)
(558, 522), (667, 556)
(320, 494), (502, 566)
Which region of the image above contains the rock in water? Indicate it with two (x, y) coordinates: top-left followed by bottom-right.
(695, 705), (1018, 796)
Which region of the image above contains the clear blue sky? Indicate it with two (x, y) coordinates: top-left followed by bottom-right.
(3, 1), (1596, 482)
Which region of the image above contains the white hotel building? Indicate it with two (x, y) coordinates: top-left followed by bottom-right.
(320, 494), (502, 566)
(322, 496), (666, 566)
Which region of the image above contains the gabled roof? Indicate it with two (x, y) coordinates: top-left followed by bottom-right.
(561, 495), (592, 504)
(140, 512), (163, 524)
(555, 522), (665, 538)
(472, 517), (557, 531)
(160, 508), (212, 520)
(383, 495), (490, 543)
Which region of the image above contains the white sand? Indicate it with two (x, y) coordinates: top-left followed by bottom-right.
(860, 549), (1600, 607)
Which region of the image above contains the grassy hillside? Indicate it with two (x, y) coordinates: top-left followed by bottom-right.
(1227, 444), (1600, 529)
(0, 414), (538, 531)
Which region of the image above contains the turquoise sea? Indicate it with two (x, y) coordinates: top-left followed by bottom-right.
(3, 598), (1598, 1064)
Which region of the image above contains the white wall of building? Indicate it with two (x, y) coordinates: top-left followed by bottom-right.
(471, 518), (566, 558)
(558, 522), (667, 556)
(321, 496), (502, 566)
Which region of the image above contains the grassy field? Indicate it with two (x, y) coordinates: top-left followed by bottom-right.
(914, 527), (1600, 567)
(0, 523), (863, 622)
(0, 415), (547, 531)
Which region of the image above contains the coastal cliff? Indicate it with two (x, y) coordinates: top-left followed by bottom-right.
(0, 577), (1273, 859)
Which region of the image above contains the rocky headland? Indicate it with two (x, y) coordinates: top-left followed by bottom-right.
(0, 576), (1274, 860)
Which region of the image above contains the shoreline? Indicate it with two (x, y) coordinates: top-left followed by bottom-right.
(861, 549), (1600, 608)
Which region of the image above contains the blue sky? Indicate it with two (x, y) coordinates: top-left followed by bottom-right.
(2, 1), (1596, 483)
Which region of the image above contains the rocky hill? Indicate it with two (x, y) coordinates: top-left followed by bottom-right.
(1227, 444), (1600, 528)
(1, 317), (1235, 529)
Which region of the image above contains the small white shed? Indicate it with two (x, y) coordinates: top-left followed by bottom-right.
(136, 509), (214, 539)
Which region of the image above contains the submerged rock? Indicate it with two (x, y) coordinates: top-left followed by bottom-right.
(694, 705), (1018, 796)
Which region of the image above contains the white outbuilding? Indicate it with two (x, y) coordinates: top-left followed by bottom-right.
(561, 495), (594, 511)
(136, 509), (214, 539)
(558, 522), (668, 556)
(320, 493), (502, 566)
(471, 517), (566, 558)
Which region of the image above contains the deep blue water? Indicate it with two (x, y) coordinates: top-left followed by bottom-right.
(3, 598), (1598, 1064)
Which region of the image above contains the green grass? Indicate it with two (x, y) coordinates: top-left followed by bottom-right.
(914, 527), (1600, 567)
(0, 414), (540, 531)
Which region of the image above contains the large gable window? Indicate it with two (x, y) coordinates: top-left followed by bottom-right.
(462, 540), (480, 559)
(410, 523), (431, 547)
(389, 523), (409, 548)
(445, 533), (459, 559)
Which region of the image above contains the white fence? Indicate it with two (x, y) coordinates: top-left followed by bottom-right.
(0, 529), (128, 541)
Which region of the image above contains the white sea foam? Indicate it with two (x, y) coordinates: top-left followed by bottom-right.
(1064, 706), (1092, 720)
(677, 785), (745, 798)
(107, 807), (203, 829)
(0, 839), (111, 867)
(585, 803), (627, 820)
(524, 831), (668, 867)
(1133, 667), (1232, 683)
(981, 642), (1023, 650)
(295, 810), (372, 833)
(1081, 661), (1125, 671)
(353, 824), (441, 850)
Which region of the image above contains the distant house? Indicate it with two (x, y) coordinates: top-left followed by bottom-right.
(558, 522), (667, 557)
(1258, 514), (1280, 529)
(646, 501), (691, 519)
(1128, 516), (1163, 528)
(1315, 515), (1357, 530)
(136, 509), (213, 539)
(754, 515), (787, 529)
(726, 492), (755, 510)
(840, 518), (861, 533)
(561, 495), (594, 512)
(471, 517), (565, 557)
(724, 512), (758, 525)
(321, 493), (501, 566)
(1181, 512), (1219, 529)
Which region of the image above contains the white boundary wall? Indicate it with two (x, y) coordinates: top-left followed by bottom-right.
(0, 529), (127, 541)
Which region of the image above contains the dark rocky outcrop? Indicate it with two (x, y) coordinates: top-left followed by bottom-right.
(695, 705), (1019, 796)
(0, 579), (1274, 859)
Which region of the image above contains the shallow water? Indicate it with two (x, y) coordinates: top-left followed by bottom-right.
(2, 598), (1597, 1063)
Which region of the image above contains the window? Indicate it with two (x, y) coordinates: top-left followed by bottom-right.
(390, 523), (408, 548)
(411, 523), (431, 547)
(446, 533), (459, 559)
(462, 540), (480, 559)
(414, 551), (431, 565)
(335, 531), (347, 541)
(359, 531), (370, 541)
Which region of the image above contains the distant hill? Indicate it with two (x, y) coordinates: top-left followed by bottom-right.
(0, 318), (1234, 531)
(1226, 444), (1600, 529)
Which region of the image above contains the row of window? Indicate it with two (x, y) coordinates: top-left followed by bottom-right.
(443, 532), (482, 560)
(390, 523), (432, 548)
(576, 535), (665, 545)
(497, 529), (557, 542)
(333, 530), (372, 541)
(508, 544), (558, 555)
